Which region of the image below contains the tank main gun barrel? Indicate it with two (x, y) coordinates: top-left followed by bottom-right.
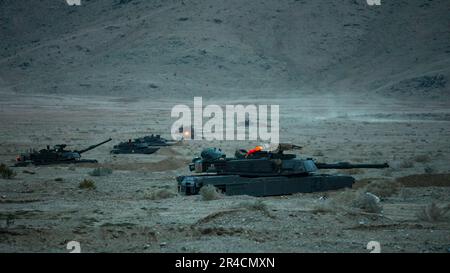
(76, 138), (112, 154)
(315, 162), (389, 169)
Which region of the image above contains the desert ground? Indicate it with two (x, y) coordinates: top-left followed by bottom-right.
(0, 0), (449, 252)
(0, 91), (449, 253)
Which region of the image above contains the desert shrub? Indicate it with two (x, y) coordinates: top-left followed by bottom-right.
(0, 164), (16, 179)
(79, 179), (96, 190)
(89, 167), (113, 177)
(416, 202), (450, 222)
(199, 184), (223, 201)
(237, 200), (272, 217)
(145, 188), (177, 200)
(240, 200), (267, 211)
(364, 179), (401, 198)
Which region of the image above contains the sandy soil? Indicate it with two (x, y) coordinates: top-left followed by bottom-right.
(0, 92), (449, 253)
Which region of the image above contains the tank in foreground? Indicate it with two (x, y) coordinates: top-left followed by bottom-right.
(177, 144), (389, 197)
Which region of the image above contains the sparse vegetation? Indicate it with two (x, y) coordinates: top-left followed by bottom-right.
(364, 179), (401, 198)
(145, 188), (177, 200)
(199, 184), (223, 201)
(0, 164), (16, 179)
(239, 199), (267, 211)
(237, 200), (273, 217)
(416, 202), (450, 222)
(79, 179), (96, 190)
(89, 167), (113, 177)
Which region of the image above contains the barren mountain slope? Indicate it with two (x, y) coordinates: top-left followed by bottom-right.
(0, 0), (449, 98)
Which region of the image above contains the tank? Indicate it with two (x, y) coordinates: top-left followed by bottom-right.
(15, 138), (112, 166)
(176, 144), (389, 197)
(110, 134), (177, 154)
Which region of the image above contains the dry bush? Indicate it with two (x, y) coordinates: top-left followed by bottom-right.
(416, 203), (450, 222)
(199, 184), (223, 201)
(89, 167), (113, 177)
(237, 200), (272, 217)
(79, 179), (96, 190)
(145, 188), (177, 200)
(0, 164), (16, 179)
(239, 199), (267, 211)
(364, 179), (401, 198)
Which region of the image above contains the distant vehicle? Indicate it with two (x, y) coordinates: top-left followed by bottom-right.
(15, 138), (112, 166)
(110, 134), (177, 154)
(177, 144), (389, 197)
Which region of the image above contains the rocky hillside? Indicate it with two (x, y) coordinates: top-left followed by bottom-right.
(0, 0), (448, 98)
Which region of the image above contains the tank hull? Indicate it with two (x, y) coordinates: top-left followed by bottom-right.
(177, 174), (355, 197)
(15, 159), (98, 167)
(110, 147), (159, 154)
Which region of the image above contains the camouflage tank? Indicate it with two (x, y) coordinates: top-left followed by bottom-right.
(15, 138), (112, 166)
(110, 134), (177, 154)
(177, 144), (389, 196)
